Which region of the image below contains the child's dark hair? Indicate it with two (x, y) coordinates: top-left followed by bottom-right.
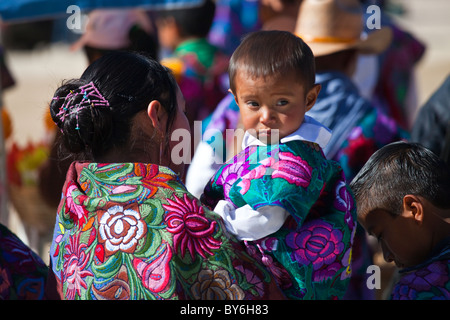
(350, 141), (450, 218)
(50, 51), (178, 161)
(156, 0), (216, 38)
(228, 30), (316, 94)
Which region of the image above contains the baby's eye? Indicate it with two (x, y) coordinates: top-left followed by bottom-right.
(276, 100), (288, 106)
(246, 101), (259, 108)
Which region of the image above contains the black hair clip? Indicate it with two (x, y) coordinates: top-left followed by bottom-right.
(116, 93), (136, 102)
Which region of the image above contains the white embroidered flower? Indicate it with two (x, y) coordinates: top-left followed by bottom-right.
(98, 205), (147, 255)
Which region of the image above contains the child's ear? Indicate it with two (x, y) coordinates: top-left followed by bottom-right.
(305, 84), (321, 112)
(228, 89), (239, 105)
(402, 194), (425, 225)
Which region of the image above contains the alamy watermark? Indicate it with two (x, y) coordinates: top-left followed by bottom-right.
(65, 4), (384, 32)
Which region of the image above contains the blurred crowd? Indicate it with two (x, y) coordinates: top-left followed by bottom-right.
(0, 0), (449, 300)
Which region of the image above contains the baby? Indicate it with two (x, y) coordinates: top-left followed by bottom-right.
(201, 30), (357, 299)
(351, 141), (450, 300)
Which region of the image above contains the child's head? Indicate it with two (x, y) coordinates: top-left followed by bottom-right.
(156, 0), (216, 51)
(228, 30), (320, 141)
(350, 141), (450, 268)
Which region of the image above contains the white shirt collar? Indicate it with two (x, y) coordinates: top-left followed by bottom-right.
(242, 115), (332, 149)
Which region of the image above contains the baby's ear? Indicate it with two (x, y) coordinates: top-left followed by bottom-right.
(305, 84), (321, 111)
(402, 194), (424, 225)
(228, 89), (239, 105)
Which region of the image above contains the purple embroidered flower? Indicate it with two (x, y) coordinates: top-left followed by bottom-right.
(287, 220), (345, 272)
(392, 261), (450, 300)
(313, 262), (342, 282)
(333, 178), (356, 230)
(216, 148), (253, 197)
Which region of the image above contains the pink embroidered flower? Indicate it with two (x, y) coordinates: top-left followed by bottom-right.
(287, 220), (345, 273)
(238, 152), (312, 195)
(65, 182), (89, 226)
(63, 234), (93, 299)
(163, 194), (222, 259)
(133, 241), (172, 293)
(98, 205), (147, 256)
(270, 152), (312, 187)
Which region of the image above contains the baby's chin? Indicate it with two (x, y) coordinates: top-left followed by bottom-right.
(256, 129), (282, 144)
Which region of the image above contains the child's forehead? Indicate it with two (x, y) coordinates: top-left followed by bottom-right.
(235, 68), (303, 86)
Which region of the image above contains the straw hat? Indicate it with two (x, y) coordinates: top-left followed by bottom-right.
(295, 0), (392, 56)
(71, 9), (153, 51)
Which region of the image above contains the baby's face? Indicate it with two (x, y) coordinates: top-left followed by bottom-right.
(359, 208), (430, 269)
(231, 71), (319, 143)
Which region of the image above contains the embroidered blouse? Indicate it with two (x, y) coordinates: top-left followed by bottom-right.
(48, 162), (283, 300)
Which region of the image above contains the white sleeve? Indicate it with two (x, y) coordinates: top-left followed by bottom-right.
(213, 200), (289, 241)
(185, 141), (222, 199)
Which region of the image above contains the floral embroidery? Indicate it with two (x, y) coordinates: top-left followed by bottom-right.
(98, 205), (147, 256)
(163, 193), (221, 259)
(269, 152), (312, 187)
(63, 234), (93, 300)
(234, 265), (264, 297)
(133, 241), (172, 293)
(333, 178), (356, 230)
(91, 265), (131, 300)
(50, 162), (276, 300)
(391, 261), (450, 300)
(190, 269), (245, 300)
(135, 163), (175, 197)
(65, 182), (89, 226)
(216, 152), (251, 199)
(287, 220), (345, 283)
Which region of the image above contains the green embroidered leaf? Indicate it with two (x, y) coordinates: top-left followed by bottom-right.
(172, 254), (202, 282)
(92, 251), (123, 278)
(134, 227), (162, 258)
(92, 163), (134, 181)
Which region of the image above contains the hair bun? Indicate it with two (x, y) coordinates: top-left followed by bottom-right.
(50, 79), (113, 156)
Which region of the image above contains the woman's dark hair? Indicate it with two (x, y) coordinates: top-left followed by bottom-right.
(50, 51), (178, 161)
(350, 141), (450, 218)
(228, 30), (316, 94)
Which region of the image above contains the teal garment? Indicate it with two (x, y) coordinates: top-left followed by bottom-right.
(201, 141), (357, 299)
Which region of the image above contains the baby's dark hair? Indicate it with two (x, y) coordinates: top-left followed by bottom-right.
(350, 141), (450, 218)
(228, 30), (316, 94)
(156, 0), (215, 38)
(50, 51), (178, 161)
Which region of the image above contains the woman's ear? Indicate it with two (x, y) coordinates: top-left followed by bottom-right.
(147, 100), (167, 134)
(305, 84), (321, 112)
(402, 194), (425, 225)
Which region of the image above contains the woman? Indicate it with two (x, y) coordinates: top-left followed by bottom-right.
(45, 51), (283, 300)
